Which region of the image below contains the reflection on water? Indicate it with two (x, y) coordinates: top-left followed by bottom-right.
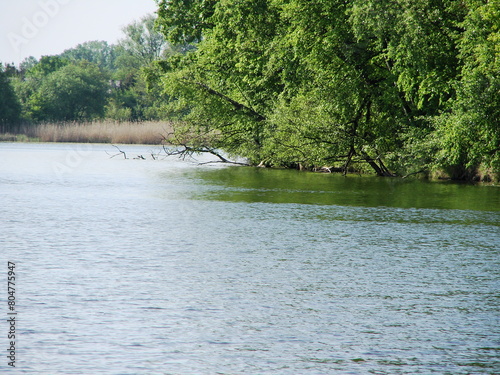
(187, 165), (500, 211)
(0, 143), (499, 374)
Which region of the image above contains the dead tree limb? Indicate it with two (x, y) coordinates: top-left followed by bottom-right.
(107, 145), (128, 159)
(402, 170), (426, 178)
(162, 143), (249, 166)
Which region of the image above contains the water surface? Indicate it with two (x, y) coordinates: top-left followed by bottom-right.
(1, 143), (499, 374)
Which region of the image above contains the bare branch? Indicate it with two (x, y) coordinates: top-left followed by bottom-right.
(106, 145), (128, 159)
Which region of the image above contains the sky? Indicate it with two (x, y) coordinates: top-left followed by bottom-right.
(0, 0), (158, 66)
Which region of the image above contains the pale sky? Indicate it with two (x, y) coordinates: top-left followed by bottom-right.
(0, 0), (159, 66)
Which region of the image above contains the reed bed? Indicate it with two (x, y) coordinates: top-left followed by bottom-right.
(24, 121), (174, 144)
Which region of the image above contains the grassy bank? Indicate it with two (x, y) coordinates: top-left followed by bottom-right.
(0, 121), (174, 144)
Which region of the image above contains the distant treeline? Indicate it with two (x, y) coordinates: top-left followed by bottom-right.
(1, 2), (499, 181)
(0, 14), (191, 128)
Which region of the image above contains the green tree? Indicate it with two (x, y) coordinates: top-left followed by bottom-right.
(155, 0), (498, 179)
(156, 0), (217, 44)
(19, 56), (38, 73)
(434, 0), (500, 180)
(27, 55), (69, 79)
(60, 41), (118, 73)
(157, 0), (400, 172)
(266, 0), (399, 174)
(0, 65), (21, 129)
(117, 14), (169, 69)
(28, 62), (108, 121)
(12, 56), (70, 120)
(104, 14), (173, 121)
(156, 0), (285, 163)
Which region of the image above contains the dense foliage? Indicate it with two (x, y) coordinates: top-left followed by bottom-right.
(1, 14), (171, 128)
(1, 4), (498, 181)
(0, 66), (21, 126)
(155, 0), (499, 180)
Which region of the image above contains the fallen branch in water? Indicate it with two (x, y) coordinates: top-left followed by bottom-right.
(402, 170), (427, 178)
(107, 145), (128, 159)
(160, 134), (249, 166)
(163, 143), (249, 165)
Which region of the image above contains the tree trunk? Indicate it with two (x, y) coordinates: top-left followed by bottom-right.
(360, 151), (395, 177)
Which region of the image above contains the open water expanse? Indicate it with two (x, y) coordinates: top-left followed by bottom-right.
(1, 142), (499, 374)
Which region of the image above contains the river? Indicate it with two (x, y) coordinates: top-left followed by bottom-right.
(1, 142), (499, 374)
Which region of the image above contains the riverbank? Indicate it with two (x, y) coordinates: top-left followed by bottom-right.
(0, 121), (173, 145)
(1, 121), (498, 183)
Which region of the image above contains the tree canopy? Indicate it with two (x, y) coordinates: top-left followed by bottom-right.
(4, 13), (172, 123)
(155, 0), (499, 180)
(27, 62), (109, 121)
(1, 5), (497, 181)
(0, 66), (21, 127)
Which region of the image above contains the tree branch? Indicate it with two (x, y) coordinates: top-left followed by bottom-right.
(107, 145), (128, 159)
(183, 78), (266, 122)
(161, 135), (249, 166)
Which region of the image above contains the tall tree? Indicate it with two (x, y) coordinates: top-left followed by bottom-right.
(27, 61), (108, 121)
(152, 0), (500, 179)
(0, 65), (21, 129)
(103, 14), (173, 121)
(117, 14), (169, 68)
(60, 41), (118, 72)
(433, 0), (500, 179)
(156, 0), (401, 172)
(27, 56), (69, 79)
(157, 0), (285, 163)
(156, 0), (217, 44)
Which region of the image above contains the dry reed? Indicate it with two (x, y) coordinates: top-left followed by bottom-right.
(25, 121), (174, 144)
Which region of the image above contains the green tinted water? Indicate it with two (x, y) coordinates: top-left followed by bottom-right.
(189, 166), (500, 211)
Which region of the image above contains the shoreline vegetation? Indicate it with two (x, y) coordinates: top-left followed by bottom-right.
(1, 4), (499, 184)
(0, 121), (173, 145)
(0, 120), (497, 184)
